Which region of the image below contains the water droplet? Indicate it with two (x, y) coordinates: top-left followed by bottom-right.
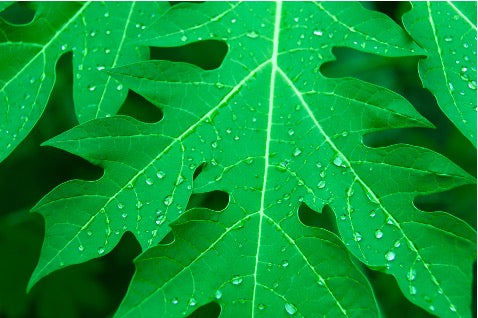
(181, 35), (188, 42)
(117, 203), (124, 209)
(145, 178), (153, 185)
(87, 230), (93, 236)
(317, 277), (325, 286)
(281, 260), (289, 267)
(385, 251), (395, 261)
(98, 247), (105, 255)
(211, 141), (218, 148)
(292, 148), (302, 157)
(116, 84), (123, 91)
(121, 212), (127, 218)
(90, 30), (96, 37)
(105, 48), (111, 54)
(246, 31), (259, 39)
(284, 303), (297, 315)
(155, 214), (166, 225)
(313, 30), (323, 36)
(171, 297), (179, 304)
(97, 65), (105, 71)
(375, 229), (383, 239)
(88, 84), (96, 92)
(354, 232), (362, 242)
(156, 170), (166, 179)
(78, 245), (84, 252)
(468, 80), (476, 90)
(317, 180), (326, 189)
(258, 303), (266, 310)
(450, 305), (457, 312)
(293, 17), (299, 23)
(448, 82), (454, 91)
(188, 297), (197, 306)
(163, 195), (173, 206)
(215, 82), (225, 89)
(333, 154), (346, 167)
(407, 269), (416, 281)
(61, 44), (67, 51)
(231, 18), (236, 23)
(410, 285), (417, 295)
(287, 128), (295, 136)
(215, 290), (222, 300)
(394, 240), (401, 248)
(232, 275), (243, 285)
(136, 201), (143, 209)
(176, 175), (185, 185)
(104, 12), (110, 18)
(429, 305), (435, 311)
(444, 36), (453, 42)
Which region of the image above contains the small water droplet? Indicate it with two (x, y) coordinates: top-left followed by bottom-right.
(188, 297), (197, 306)
(385, 251), (395, 261)
(313, 30), (323, 36)
(211, 141), (218, 148)
(292, 147), (302, 157)
(171, 297), (178, 305)
(88, 84), (96, 92)
(90, 30), (96, 37)
(375, 229), (383, 239)
(181, 35), (188, 42)
(215, 82), (225, 89)
(176, 175), (185, 185)
(105, 48), (111, 54)
(450, 305), (456, 312)
(156, 170), (166, 179)
(97, 65), (105, 71)
(121, 212), (127, 218)
(145, 178), (153, 185)
(448, 82), (454, 91)
(354, 232), (362, 242)
(410, 285), (417, 295)
(231, 18), (236, 23)
(468, 80), (477, 90)
(155, 214), (166, 225)
(215, 290), (222, 300)
(258, 303), (266, 310)
(116, 84), (123, 91)
(333, 154), (346, 167)
(163, 195), (173, 206)
(232, 275), (243, 285)
(284, 303), (297, 315)
(444, 36), (453, 42)
(281, 260), (289, 267)
(104, 12), (110, 18)
(429, 305), (435, 311)
(288, 128), (295, 136)
(407, 269), (416, 281)
(136, 201), (143, 209)
(246, 31), (259, 39)
(98, 247), (105, 255)
(87, 230), (93, 236)
(117, 202), (124, 209)
(78, 245), (84, 252)
(317, 180), (326, 189)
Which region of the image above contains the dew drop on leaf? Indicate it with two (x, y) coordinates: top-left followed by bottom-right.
(375, 229), (383, 239)
(145, 178), (153, 186)
(98, 247), (105, 255)
(284, 303), (297, 315)
(232, 275), (243, 285)
(317, 180), (326, 189)
(385, 251), (395, 261)
(163, 195), (173, 206)
(215, 290), (222, 300)
(156, 170), (166, 179)
(78, 245), (84, 252)
(292, 147), (302, 157)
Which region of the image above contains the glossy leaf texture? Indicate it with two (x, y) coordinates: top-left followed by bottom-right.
(30, 2), (476, 317)
(0, 1), (169, 163)
(403, 1), (477, 146)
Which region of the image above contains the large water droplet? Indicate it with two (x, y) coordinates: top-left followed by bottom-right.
(374, 229), (383, 239)
(163, 195), (173, 206)
(232, 275), (243, 285)
(292, 148), (302, 157)
(333, 154), (346, 167)
(284, 303), (297, 315)
(385, 251), (395, 261)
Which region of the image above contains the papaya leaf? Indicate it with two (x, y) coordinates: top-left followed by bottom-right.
(403, 1), (477, 146)
(0, 1), (169, 163)
(30, 2), (476, 317)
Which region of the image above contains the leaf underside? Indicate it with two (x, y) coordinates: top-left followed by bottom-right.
(28, 2), (476, 318)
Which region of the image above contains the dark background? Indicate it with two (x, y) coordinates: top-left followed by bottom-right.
(0, 2), (475, 317)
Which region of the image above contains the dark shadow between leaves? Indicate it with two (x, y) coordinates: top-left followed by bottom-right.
(159, 230), (175, 245)
(298, 203), (339, 236)
(118, 90), (164, 123)
(187, 190), (229, 212)
(187, 301), (221, 318)
(0, 2), (35, 25)
(150, 40), (228, 71)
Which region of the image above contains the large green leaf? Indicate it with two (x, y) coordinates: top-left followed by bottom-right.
(30, 2), (476, 317)
(403, 1), (477, 146)
(0, 1), (168, 162)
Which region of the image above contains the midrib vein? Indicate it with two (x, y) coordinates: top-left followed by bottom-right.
(251, 1), (282, 316)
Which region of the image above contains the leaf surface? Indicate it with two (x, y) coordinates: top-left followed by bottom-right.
(403, 1), (477, 146)
(30, 2), (476, 317)
(0, 1), (168, 162)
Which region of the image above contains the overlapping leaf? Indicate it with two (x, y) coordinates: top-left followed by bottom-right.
(0, 1), (168, 162)
(403, 1), (477, 146)
(30, 2), (476, 317)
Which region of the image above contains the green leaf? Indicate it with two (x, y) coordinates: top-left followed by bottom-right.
(30, 2), (476, 317)
(0, 1), (169, 163)
(403, 1), (477, 146)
